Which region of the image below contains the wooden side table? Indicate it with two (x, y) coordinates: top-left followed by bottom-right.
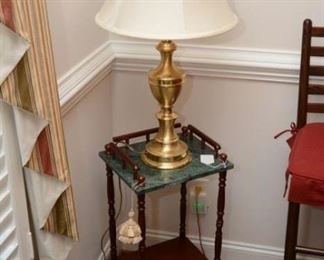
(99, 125), (234, 260)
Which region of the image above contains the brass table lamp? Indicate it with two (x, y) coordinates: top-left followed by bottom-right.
(96, 0), (238, 170)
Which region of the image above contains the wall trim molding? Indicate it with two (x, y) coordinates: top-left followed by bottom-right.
(97, 229), (321, 260)
(58, 41), (114, 115)
(58, 40), (302, 115)
(146, 229), (284, 260)
(98, 229), (283, 260)
(113, 40), (301, 83)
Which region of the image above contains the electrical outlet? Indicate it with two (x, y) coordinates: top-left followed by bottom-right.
(192, 200), (207, 215)
(192, 177), (209, 183)
(190, 185), (208, 215)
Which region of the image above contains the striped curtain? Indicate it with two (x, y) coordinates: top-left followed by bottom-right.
(0, 0), (78, 242)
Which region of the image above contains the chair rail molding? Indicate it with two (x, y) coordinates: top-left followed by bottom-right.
(58, 40), (303, 115)
(58, 41), (115, 115)
(113, 40), (301, 83)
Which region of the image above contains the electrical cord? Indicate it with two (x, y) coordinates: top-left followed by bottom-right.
(100, 177), (123, 260)
(100, 228), (109, 260)
(115, 141), (141, 154)
(195, 191), (206, 257)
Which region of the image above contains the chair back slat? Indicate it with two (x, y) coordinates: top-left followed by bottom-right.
(297, 19), (324, 128)
(308, 84), (324, 94)
(310, 47), (324, 57)
(307, 103), (324, 113)
(309, 66), (324, 76)
(312, 27), (324, 37)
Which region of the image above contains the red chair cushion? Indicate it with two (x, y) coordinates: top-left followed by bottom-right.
(289, 176), (324, 207)
(288, 123), (324, 207)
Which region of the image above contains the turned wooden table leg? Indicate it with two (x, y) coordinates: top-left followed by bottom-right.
(179, 182), (187, 239)
(106, 164), (117, 260)
(138, 194), (146, 259)
(214, 171), (227, 260)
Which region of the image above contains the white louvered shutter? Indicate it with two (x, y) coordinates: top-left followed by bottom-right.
(0, 104), (34, 260)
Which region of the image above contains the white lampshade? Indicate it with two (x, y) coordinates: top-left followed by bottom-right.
(95, 0), (238, 40)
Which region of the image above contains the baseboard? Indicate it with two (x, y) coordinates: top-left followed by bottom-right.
(98, 229), (323, 260)
(147, 229), (285, 260)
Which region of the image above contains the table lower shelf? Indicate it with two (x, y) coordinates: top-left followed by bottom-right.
(119, 237), (207, 260)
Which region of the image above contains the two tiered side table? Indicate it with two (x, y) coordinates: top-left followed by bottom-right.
(99, 124), (234, 260)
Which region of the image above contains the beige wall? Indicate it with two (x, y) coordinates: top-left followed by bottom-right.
(111, 0), (324, 51)
(111, 70), (324, 250)
(46, 0), (324, 259)
(47, 1), (113, 259)
(109, 0), (324, 251)
(192, 0), (324, 50)
(47, 0), (108, 77)
(62, 78), (113, 260)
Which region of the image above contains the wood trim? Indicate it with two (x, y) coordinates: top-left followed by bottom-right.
(297, 19), (312, 128)
(106, 165), (117, 260)
(312, 27), (324, 37)
(308, 84), (324, 95)
(179, 182), (187, 239)
(296, 246), (324, 257)
(310, 47), (324, 57)
(309, 66), (324, 76)
(307, 103), (324, 113)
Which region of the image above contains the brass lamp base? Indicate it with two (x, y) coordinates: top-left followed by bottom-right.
(141, 40), (192, 170)
(141, 141), (191, 170)
(141, 112), (192, 170)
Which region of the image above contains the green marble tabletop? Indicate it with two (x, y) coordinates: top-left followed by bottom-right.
(99, 136), (234, 195)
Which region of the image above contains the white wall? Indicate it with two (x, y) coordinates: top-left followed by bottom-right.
(46, 0), (324, 259)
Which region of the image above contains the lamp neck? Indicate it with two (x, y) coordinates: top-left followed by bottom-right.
(157, 40), (176, 66)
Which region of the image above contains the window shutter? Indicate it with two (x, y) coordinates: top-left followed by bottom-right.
(0, 129), (19, 259)
(0, 105), (33, 260)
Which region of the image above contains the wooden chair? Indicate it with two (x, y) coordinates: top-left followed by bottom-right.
(284, 19), (324, 260)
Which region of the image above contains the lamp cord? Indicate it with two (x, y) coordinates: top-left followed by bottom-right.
(195, 193), (206, 257)
(115, 141), (141, 154)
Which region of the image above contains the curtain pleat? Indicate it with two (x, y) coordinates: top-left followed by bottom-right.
(0, 0), (78, 241)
